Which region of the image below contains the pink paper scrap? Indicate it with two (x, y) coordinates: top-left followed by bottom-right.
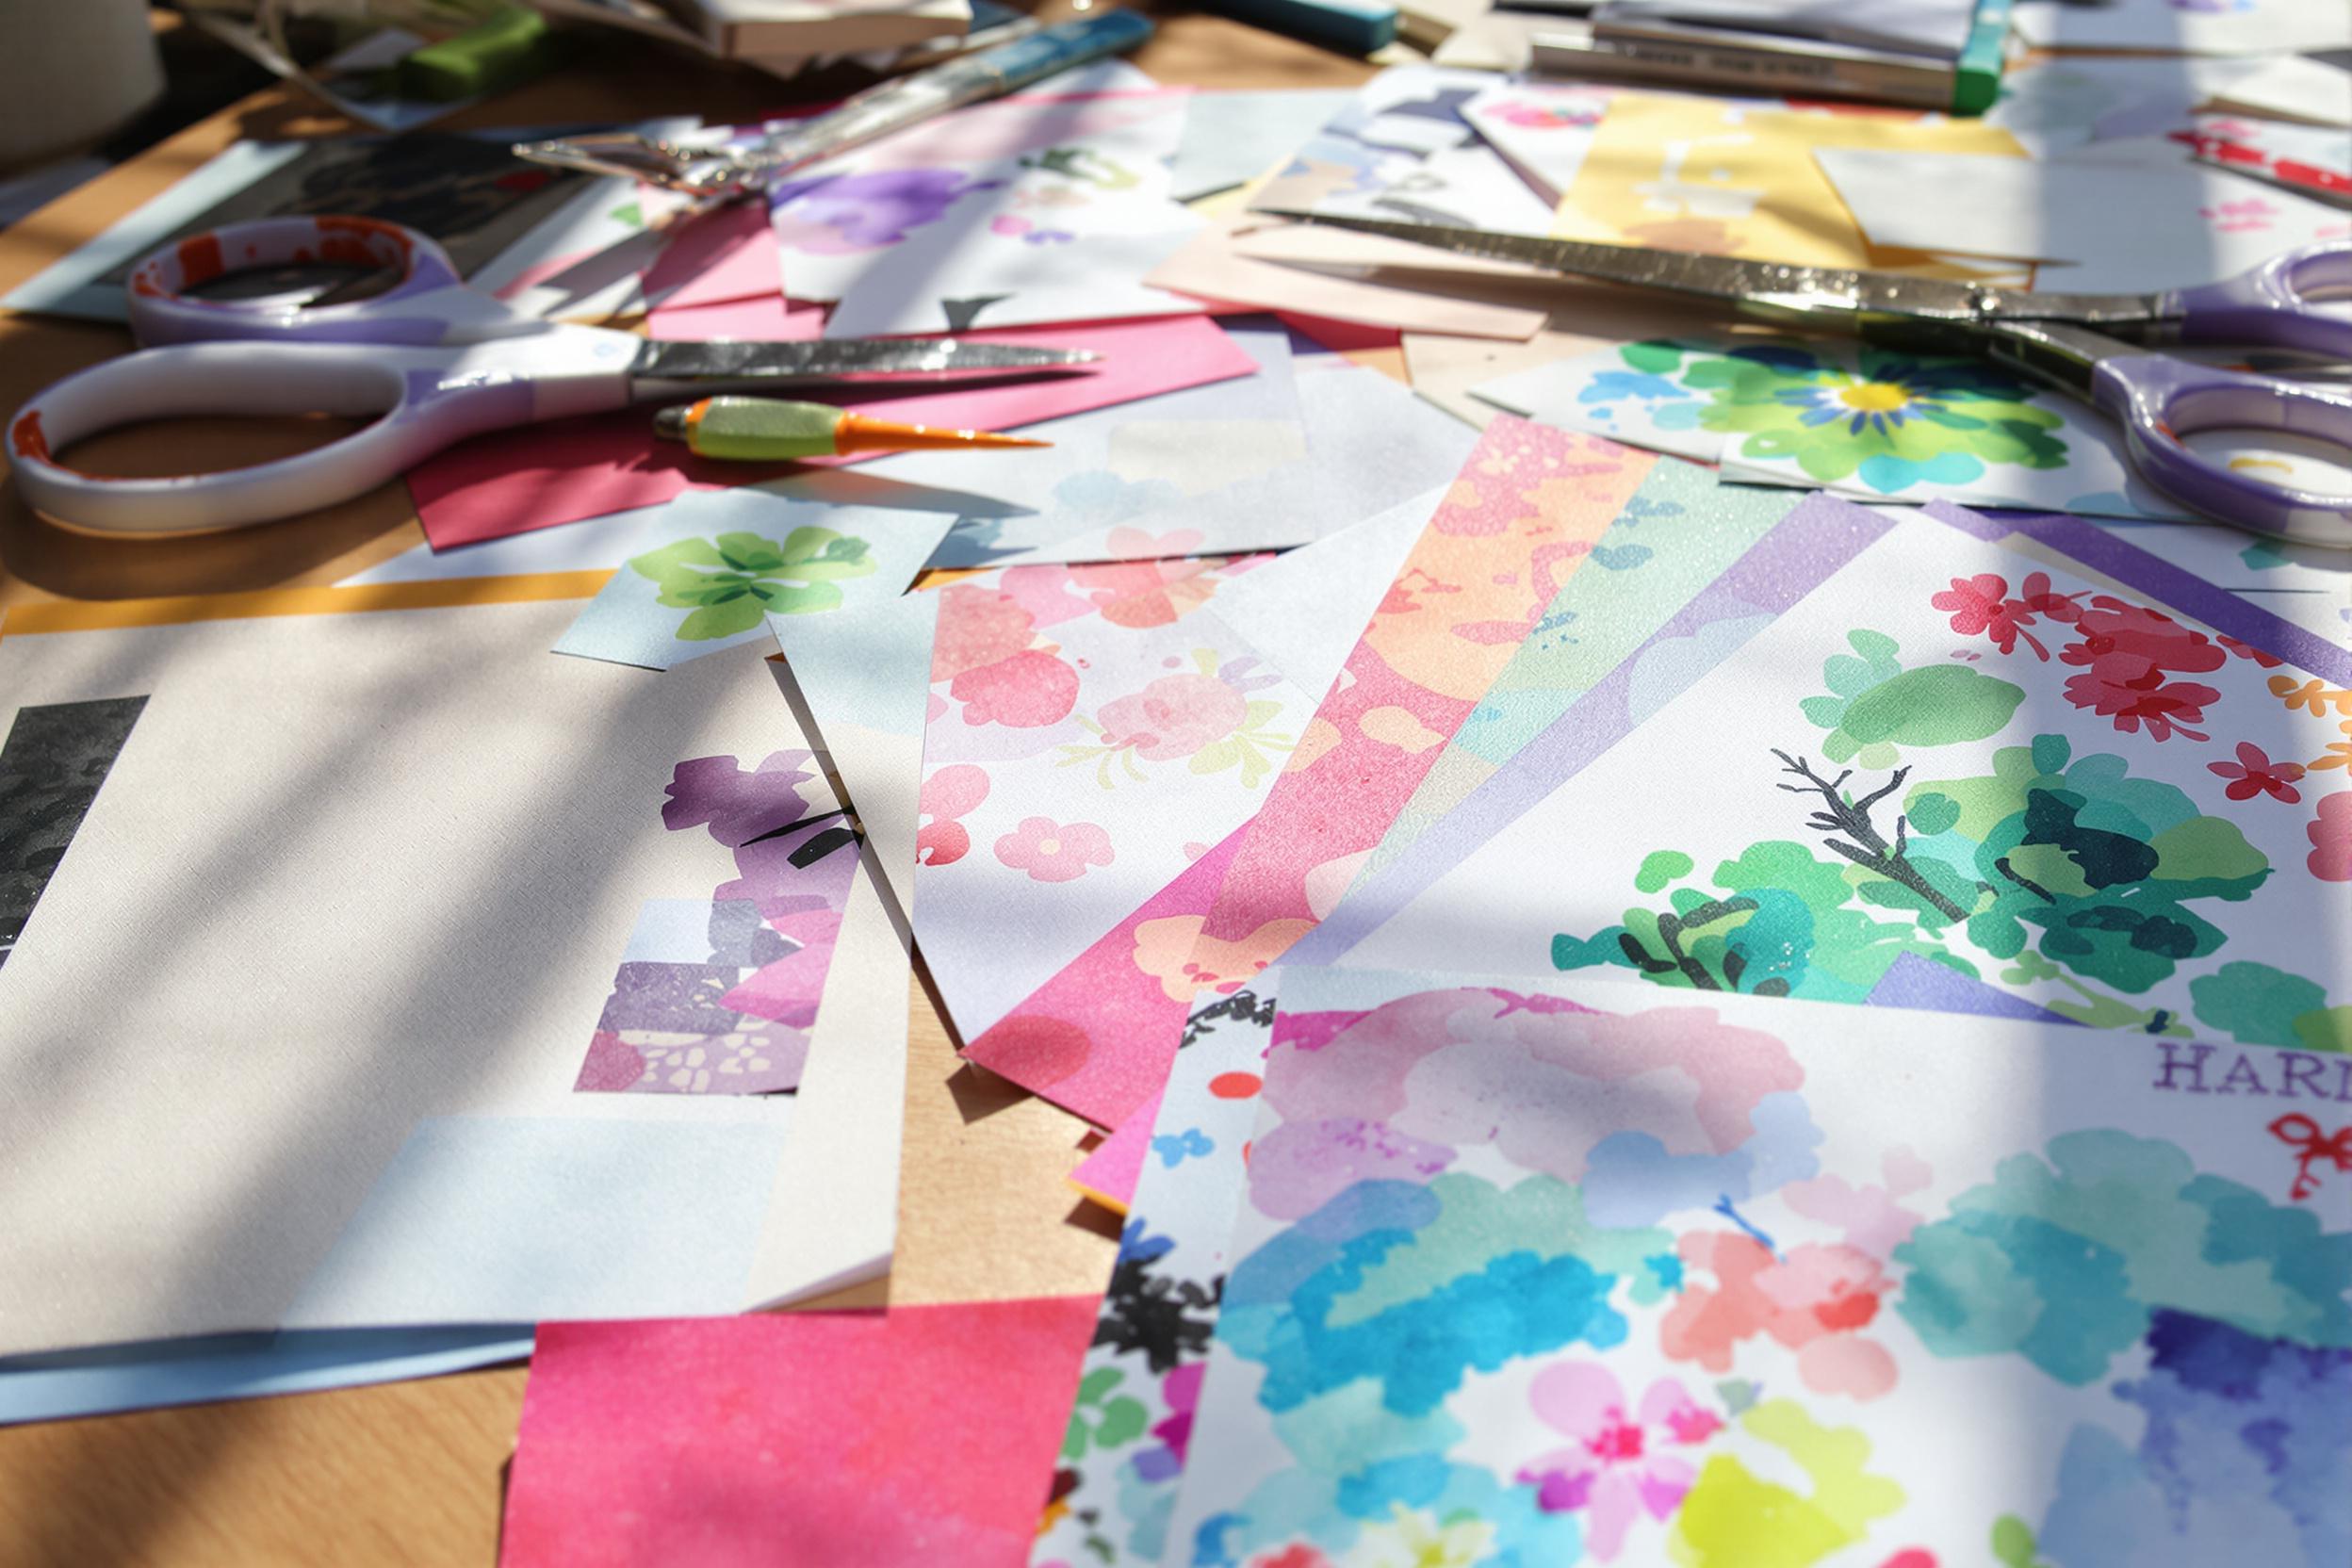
(1067, 1091), (1159, 1211)
(409, 315), (1262, 550)
(501, 1296), (1100, 1568)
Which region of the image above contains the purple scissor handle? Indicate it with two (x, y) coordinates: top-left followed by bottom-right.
(2163, 239), (2352, 363)
(1981, 239), (2352, 550)
(2087, 351), (2352, 550)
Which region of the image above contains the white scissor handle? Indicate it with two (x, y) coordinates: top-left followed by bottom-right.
(8, 329), (641, 536)
(124, 215), (539, 347)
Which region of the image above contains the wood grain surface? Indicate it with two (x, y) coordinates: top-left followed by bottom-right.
(0, 12), (1374, 1565)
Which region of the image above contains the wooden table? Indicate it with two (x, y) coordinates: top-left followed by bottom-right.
(0, 13), (1375, 1564)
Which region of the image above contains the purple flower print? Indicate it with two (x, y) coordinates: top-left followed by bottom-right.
(768, 168), (1002, 253)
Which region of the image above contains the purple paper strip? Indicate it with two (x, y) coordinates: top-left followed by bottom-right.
(1289, 491), (1894, 969)
(1862, 952), (2078, 1025)
(1929, 501), (2352, 686)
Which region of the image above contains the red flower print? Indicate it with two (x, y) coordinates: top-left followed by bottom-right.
(1250, 1547), (1331, 1568)
(2060, 597), (2226, 680)
(2052, 596), (2228, 743)
(1933, 573), (2050, 659)
(2062, 668), (2220, 743)
(1097, 673), (1248, 762)
(2219, 633), (2284, 668)
(2209, 742), (2304, 803)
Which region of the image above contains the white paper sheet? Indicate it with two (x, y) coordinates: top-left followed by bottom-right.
(1169, 89), (1356, 202)
(766, 89), (1205, 337)
(2014, 0), (2352, 57)
(0, 600), (902, 1355)
(1813, 147), (2352, 288)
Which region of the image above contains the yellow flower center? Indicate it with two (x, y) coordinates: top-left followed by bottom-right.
(1838, 382), (1910, 413)
(1037, 837), (1061, 856)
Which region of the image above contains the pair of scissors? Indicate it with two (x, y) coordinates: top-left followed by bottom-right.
(8, 216), (1098, 536)
(1262, 212), (2352, 550)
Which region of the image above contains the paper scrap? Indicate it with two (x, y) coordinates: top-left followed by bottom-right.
(1553, 92), (2027, 275)
(503, 1298), (1101, 1568)
(551, 488), (955, 670)
(1813, 147), (2352, 286)
(768, 89), (1205, 337)
(1472, 335), (2202, 523)
(1164, 964), (2352, 1564)
(0, 597), (898, 1354)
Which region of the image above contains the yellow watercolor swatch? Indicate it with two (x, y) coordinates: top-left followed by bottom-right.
(1554, 95), (2029, 282)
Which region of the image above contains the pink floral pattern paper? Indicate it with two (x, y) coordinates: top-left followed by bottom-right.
(915, 557), (1310, 1054)
(964, 420), (1653, 1130)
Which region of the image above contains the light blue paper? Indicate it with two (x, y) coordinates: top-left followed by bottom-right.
(283, 1114), (791, 1327)
(0, 1326), (532, 1428)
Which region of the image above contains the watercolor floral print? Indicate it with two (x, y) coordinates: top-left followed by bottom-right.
(1595, 340), (2067, 493)
(1549, 550), (2352, 1048)
(630, 528), (877, 640)
(913, 556), (1308, 1042)
(1162, 973), (2352, 1568)
(574, 750), (859, 1096)
(1485, 337), (2201, 521)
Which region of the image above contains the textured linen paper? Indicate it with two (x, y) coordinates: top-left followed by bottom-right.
(503, 1298), (1100, 1568)
(551, 488), (956, 670)
(1158, 967), (2351, 1567)
(1316, 510), (2352, 1045)
(1033, 488), (1890, 1568)
(962, 422), (1655, 1130)
(1814, 148), (2352, 289)
(407, 314), (1262, 549)
(0, 596), (901, 1354)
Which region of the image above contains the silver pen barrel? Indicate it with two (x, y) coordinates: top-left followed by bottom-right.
(739, 9), (1153, 189)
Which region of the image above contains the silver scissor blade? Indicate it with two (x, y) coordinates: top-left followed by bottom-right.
(1250, 211), (2177, 332)
(630, 338), (1102, 387)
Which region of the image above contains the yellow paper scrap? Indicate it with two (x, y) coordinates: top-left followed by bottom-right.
(1553, 96), (2029, 281)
